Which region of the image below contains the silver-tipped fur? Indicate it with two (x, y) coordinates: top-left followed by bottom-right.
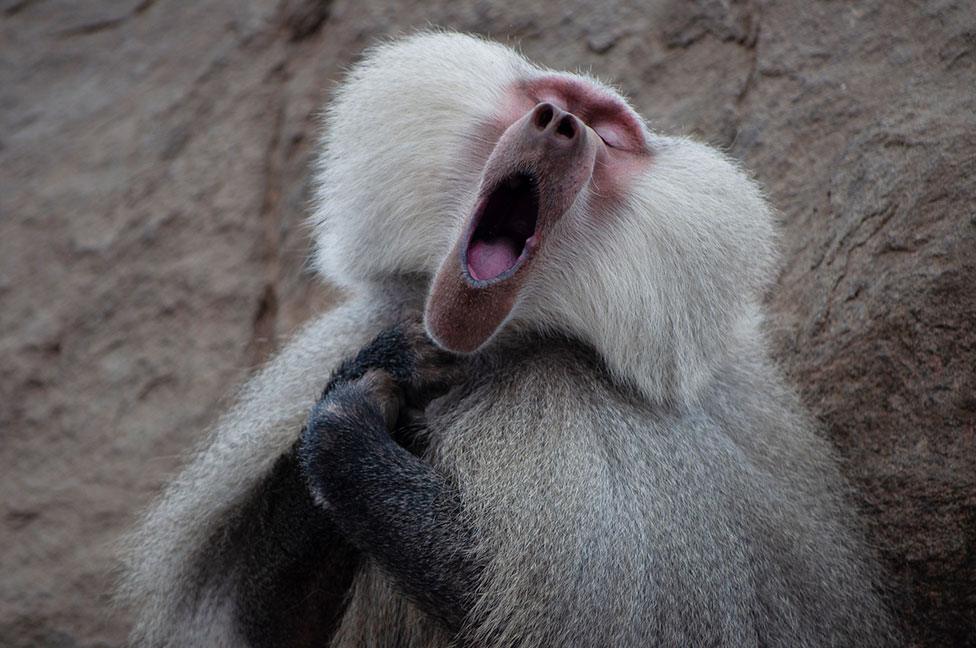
(120, 32), (894, 647)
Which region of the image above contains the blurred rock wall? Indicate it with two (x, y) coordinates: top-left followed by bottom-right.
(1, 0), (973, 645)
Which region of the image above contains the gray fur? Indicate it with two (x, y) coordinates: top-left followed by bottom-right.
(118, 285), (419, 646)
(120, 31), (895, 647)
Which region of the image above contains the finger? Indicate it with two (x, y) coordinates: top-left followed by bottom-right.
(358, 369), (404, 430)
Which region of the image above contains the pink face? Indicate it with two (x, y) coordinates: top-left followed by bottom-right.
(506, 75), (652, 189)
(424, 75), (652, 354)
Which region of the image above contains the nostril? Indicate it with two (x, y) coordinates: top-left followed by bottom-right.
(533, 104), (554, 130)
(555, 115), (576, 139)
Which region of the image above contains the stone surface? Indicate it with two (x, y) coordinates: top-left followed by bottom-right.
(1, 0), (973, 645)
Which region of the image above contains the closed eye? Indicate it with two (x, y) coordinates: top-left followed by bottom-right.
(593, 124), (626, 150)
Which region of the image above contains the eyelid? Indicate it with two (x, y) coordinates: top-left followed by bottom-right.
(593, 124), (627, 150)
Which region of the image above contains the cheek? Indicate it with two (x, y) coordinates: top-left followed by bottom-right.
(590, 146), (651, 205)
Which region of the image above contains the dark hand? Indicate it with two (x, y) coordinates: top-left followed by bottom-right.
(299, 318), (468, 508)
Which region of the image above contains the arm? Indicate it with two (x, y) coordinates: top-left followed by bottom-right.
(230, 449), (357, 647)
(297, 328), (484, 634)
(230, 324), (462, 645)
(120, 296), (399, 648)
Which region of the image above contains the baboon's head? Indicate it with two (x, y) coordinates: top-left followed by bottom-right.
(313, 32), (778, 406)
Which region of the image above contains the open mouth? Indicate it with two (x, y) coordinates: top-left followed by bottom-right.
(464, 172), (540, 283)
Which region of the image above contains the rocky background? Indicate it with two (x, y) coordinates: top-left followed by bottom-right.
(1, 0), (974, 645)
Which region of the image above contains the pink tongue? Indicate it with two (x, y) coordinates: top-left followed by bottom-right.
(467, 239), (520, 281)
